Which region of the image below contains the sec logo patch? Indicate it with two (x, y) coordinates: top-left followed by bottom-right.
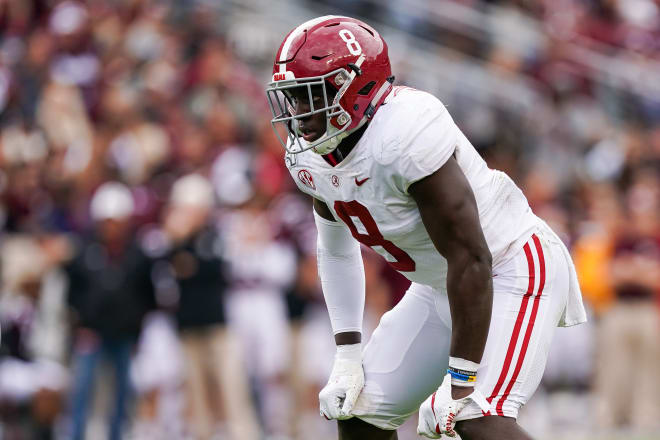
(331, 175), (340, 187)
(298, 169), (316, 190)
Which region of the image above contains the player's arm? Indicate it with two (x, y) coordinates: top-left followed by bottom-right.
(313, 197), (366, 419)
(313, 198), (363, 346)
(409, 156), (493, 400)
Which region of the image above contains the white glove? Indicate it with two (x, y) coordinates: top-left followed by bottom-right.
(417, 373), (490, 438)
(319, 343), (364, 420)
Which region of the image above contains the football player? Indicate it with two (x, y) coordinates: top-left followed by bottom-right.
(266, 16), (587, 440)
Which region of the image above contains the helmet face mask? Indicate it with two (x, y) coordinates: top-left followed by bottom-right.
(266, 16), (393, 156)
(266, 68), (355, 155)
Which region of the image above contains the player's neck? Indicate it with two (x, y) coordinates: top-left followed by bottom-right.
(335, 123), (369, 162)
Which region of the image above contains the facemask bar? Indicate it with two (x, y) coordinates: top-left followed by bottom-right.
(266, 68), (353, 155)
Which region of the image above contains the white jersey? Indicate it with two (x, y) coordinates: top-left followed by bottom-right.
(287, 87), (585, 327)
(287, 87), (538, 287)
(285, 86), (587, 430)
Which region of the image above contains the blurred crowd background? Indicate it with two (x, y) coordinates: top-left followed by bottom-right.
(0, 0), (659, 439)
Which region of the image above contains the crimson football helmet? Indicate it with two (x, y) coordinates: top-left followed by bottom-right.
(266, 15), (393, 155)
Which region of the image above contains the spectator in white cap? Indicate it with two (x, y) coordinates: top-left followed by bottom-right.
(65, 181), (155, 440)
(89, 181), (135, 221)
(88, 181), (136, 259)
(164, 173), (215, 243)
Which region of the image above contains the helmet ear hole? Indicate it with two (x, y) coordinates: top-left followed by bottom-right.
(358, 81), (376, 96)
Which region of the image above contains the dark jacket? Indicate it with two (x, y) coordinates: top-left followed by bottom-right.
(66, 236), (156, 340)
(159, 228), (227, 330)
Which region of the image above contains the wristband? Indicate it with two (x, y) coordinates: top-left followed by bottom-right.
(336, 343), (362, 362)
(448, 357), (479, 387)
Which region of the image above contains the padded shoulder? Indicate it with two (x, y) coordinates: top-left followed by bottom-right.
(369, 87), (452, 167)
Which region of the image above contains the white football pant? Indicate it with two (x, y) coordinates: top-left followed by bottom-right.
(351, 223), (571, 430)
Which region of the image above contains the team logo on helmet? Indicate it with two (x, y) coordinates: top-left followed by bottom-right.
(298, 169), (316, 190)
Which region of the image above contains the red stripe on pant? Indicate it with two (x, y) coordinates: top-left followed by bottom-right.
(495, 234), (546, 415)
(484, 237), (537, 415)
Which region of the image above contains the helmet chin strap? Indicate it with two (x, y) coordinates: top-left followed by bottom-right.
(311, 131), (344, 155)
(311, 119), (365, 155)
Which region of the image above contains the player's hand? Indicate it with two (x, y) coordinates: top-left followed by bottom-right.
(319, 343), (364, 420)
(417, 373), (489, 438)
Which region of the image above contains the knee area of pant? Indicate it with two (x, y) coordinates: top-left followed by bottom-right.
(337, 418), (396, 440)
(455, 415), (521, 440)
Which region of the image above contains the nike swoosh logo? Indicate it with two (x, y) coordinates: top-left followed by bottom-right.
(355, 177), (370, 186)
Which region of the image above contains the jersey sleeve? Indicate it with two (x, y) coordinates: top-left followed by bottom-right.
(390, 93), (460, 193)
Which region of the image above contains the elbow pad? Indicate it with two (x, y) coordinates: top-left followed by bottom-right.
(315, 209), (365, 335)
